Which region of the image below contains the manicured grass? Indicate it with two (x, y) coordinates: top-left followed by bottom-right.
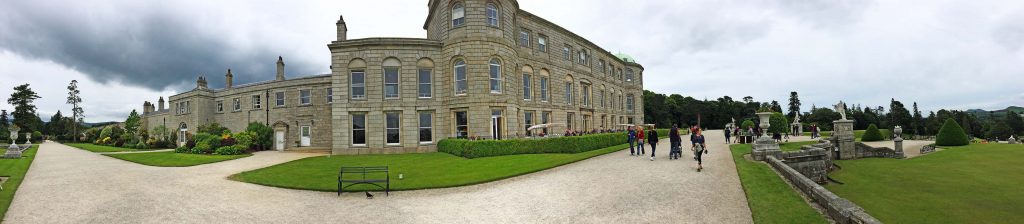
(779, 141), (820, 152)
(0, 145), (37, 222)
(232, 142), (635, 192)
(65, 143), (164, 153)
(105, 151), (250, 167)
(729, 143), (827, 224)
(826, 144), (1024, 223)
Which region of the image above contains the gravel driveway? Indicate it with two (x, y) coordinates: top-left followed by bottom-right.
(4, 131), (751, 224)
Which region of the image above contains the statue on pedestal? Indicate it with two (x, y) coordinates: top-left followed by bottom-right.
(833, 101), (848, 121)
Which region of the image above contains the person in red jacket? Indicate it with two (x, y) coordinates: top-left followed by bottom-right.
(636, 126), (646, 156)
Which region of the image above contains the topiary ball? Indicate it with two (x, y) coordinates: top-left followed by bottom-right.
(861, 124), (884, 142)
(936, 118), (970, 146)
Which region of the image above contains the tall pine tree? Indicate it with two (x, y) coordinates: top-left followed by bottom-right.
(912, 102), (923, 135)
(8, 84), (41, 132)
(67, 80), (85, 142)
(787, 91), (801, 118)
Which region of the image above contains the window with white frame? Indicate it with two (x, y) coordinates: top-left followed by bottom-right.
(578, 50), (587, 65)
(564, 81), (573, 105)
(352, 114), (366, 145)
(539, 76), (548, 102)
(486, 3), (499, 27)
(489, 59), (501, 93)
(419, 112), (432, 143)
(626, 68), (634, 82)
(600, 90), (605, 108)
(581, 84), (590, 106)
(252, 95), (261, 109)
(216, 100), (223, 112)
(326, 88), (333, 103)
(522, 72), (531, 100)
(452, 3), (465, 27)
(418, 69), (432, 98)
(627, 95), (635, 112)
(563, 46), (571, 61)
(275, 91), (285, 106)
(386, 112), (400, 145)
(455, 111), (468, 138)
(519, 29), (531, 47)
(538, 35), (547, 52)
(232, 98), (240, 111)
(384, 66), (399, 99)
(598, 60), (605, 73)
(300, 89), (311, 105)
(351, 70), (365, 99)
(454, 60), (467, 95)
(541, 111), (550, 134)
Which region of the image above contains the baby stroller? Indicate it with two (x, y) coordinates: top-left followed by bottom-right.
(670, 142), (682, 160)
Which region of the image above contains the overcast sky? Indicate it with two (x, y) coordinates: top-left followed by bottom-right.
(1, 0), (1022, 122)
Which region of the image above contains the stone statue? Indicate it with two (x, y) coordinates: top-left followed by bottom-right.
(793, 113), (801, 123)
(833, 101), (848, 120)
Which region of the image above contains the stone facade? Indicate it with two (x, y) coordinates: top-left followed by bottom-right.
(141, 0), (645, 154)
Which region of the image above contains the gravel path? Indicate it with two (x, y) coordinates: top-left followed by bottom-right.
(4, 131), (751, 224)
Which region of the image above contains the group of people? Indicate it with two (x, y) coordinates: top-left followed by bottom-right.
(563, 128), (620, 137)
(626, 124), (707, 171)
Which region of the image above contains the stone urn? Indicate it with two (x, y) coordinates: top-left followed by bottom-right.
(23, 132), (31, 144)
(756, 112), (772, 130)
(893, 125), (903, 137)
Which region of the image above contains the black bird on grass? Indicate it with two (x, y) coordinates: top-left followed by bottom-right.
(365, 191), (374, 199)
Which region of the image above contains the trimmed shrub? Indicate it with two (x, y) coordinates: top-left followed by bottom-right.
(861, 124), (884, 142)
(135, 142), (148, 149)
(936, 118), (969, 146)
(741, 120), (755, 129)
(197, 123), (229, 135)
(175, 145), (190, 153)
(234, 131), (256, 150)
(190, 133), (220, 154)
(246, 122), (273, 151)
(439, 129), (669, 158)
(215, 145), (246, 155)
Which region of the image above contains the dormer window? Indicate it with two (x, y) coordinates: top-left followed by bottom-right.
(452, 3), (465, 27)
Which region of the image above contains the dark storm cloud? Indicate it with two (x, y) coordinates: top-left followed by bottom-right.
(0, 1), (324, 91)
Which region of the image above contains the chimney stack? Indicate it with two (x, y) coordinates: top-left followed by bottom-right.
(143, 101), (152, 114)
(336, 15), (347, 41)
(158, 97), (165, 111)
(197, 76), (208, 89)
(225, 69), (233, 89)
(276, 56), (285, 81)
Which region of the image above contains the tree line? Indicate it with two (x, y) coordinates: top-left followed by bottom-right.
(643, 90), (1023, 139)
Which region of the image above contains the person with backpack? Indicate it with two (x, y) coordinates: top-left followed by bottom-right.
(692, 130), (707, 172)
(647, 128), (659, 161)
(637, 126), (646, 156)
(724, 128), (732, 144)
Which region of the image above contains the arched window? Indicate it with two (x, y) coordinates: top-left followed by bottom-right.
(454, 59), (467, 95)
(383, 58), (401, 99)
(489, 58), (502, 93)
(486, 3), (499, 27)
(452, 3), (465, 27)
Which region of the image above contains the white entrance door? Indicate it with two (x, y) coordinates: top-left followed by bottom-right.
(275, 131), (285, 151)
(179, 129), (187, 146)
(300, 126), (311, 147)
(491, 116), (502, 140)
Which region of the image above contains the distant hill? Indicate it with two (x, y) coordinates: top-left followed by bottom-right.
(83, 121), (119, 128)
(967, 106), (1024, 120)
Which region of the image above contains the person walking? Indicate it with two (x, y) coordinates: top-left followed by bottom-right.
(724, 128), (732, 144)
(628, 127), (637, 156)
(637, 126), (646, 156)
(692, 130), (707, 172)
(647, 128), (659, 161)
(669, 124), (682, 160)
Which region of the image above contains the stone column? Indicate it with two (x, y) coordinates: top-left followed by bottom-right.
(833, 119), (856, 160)
(893, 126), (905, 158)
(753, 112), (781, 161)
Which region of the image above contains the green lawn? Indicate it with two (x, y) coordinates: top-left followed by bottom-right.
(0, 145), (37, 222)
(105, 151), (250, 167)
(65, 143), (165, 153)
(826, 144), (1024, 223)
(779, 141), (820, 152)
(232, 142), (635, 192)
(729, 143), (827, 224)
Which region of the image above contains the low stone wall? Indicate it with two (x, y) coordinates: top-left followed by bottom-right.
(767, 157), (882, 224)
(779, 147), (831, 183)
(854, 142), (900, 159)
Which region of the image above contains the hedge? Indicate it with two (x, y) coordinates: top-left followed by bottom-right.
(861, 124), (883, 142)
(936, 118), (969, 146)
(439, 129), (670, 158)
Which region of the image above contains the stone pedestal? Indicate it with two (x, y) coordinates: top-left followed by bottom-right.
(833, 119), (856, 160)
(752, 112), (781, 161)
(893, 138), (904, 158)
(4, 143), (22, 159)
(791, 122), (803, 136)
(1009, 136), (1017, 144)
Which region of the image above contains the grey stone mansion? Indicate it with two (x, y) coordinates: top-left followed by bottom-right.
(140, 0), (645, 154)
